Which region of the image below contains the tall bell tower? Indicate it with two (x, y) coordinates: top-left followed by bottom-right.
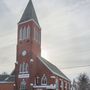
(15, 0), (41, 90)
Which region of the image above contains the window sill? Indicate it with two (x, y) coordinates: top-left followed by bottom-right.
(19, 72), (28, 74)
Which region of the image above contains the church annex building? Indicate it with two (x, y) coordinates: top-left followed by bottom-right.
(0, 0), (71, 90)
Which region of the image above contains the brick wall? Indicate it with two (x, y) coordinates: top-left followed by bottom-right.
(0, 83), (14, 90)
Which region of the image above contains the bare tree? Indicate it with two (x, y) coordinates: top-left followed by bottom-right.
(77, 73), (90, 90)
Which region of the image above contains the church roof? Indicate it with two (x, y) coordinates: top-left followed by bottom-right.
(0, 75), (9, 81)
(0, 75), (15, 83)
(19, 0), (40, 27)
(39, 57), (70, 81)
(5, 75), (15, 82)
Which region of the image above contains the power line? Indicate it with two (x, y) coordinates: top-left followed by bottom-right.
(61, 65), (90, 69)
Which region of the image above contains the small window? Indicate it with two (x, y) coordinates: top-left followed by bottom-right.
(25, 63), (28, 72)
(23, 27), (27, 40)
(35, 76), (40, 85)
(20, 79), (26, 90)
(37, 31), (39, 42)
(19, 28), (23, 41)
(34, 27), (36, 41)
(41, 74), (47, 85)
(68, 83), (70, 90)
(56, 79), (59, 90)
(38, 31), (41, 44)
(34, 27), (40, 44)
(60, 80), (63, 89)
(36, 30), (38, 42)
(27, 25), (30, 39)
(65, 82), (67, 89)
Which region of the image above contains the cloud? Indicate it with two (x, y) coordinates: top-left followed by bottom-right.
(0, 44), (16, 74)
(0, 0), (90, 79)
(0, 0), (16, 36)
(38, 0), (90, 79)
(0, 0), (10, 16)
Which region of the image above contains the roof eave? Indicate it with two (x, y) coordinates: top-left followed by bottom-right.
(38, 56), (70, 81)
(18, 19), (41, 29)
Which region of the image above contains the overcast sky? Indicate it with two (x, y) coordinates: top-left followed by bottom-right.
(0, 0), (90, 80)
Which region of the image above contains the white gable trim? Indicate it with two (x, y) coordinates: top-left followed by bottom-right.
(38, 57), (70, 81)
(18, 19), (41, 29)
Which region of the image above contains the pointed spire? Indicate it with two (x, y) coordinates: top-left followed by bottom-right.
(19, 0), (40, 27)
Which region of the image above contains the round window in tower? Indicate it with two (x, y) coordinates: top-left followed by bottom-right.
(22, 50), (27, 56)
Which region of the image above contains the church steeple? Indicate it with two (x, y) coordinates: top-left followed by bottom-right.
(19, 0), (40, 27)
(15, 1), (70, 90)
(16, 1), (41, 89)
(17, 0), (41, 57)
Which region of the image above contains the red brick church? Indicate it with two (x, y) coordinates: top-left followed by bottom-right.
(0, 0), (71, 90)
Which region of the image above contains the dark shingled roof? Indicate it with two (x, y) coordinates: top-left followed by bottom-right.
(11, 69), (15, 75)
(0, 75), (9, 81)
(0, 75), (15, 83)
(19, 0), (40, 27)
(38, 57), (70, 81)
(5, 75), (15, 82)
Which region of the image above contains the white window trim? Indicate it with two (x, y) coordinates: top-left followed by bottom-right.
(22, 27), (27, 40)
(27, 25), (30, 39)
(18, 19), (41, 30)
(19, 26), (31, 41)
(65, 81), (67, 89)
(20, 79), (26, 90)
(60, 79), (63, 89)
(34, 27), (36, 41)
(19, 28), (23, 41)
(33, 27), (41, 44)
(19, 63), (28, 74)
(34, 79), (36, 85)
(41, 74), (47, 85)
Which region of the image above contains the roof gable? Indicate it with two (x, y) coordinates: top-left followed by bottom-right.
(38, 57), (70, 81)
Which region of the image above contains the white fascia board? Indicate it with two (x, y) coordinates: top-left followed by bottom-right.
(33, 85), (56, 89)
(0, 81), (14, 84)
(18, 19), (41, 29)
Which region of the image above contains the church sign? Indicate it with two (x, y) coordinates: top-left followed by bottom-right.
(18, 74), (29, 78)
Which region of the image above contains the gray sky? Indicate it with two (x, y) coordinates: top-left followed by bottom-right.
(0, 0), (90, 80)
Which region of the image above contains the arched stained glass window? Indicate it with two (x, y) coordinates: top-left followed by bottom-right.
(19, 26), (31, 41)
(41, 74), (47, 85)
(19, 28), (23, 41)
(20, 79), (26, 90)
(27, 25), (30, 39)
(60, 79), (63, 89)
(23, 27), (27, 40)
